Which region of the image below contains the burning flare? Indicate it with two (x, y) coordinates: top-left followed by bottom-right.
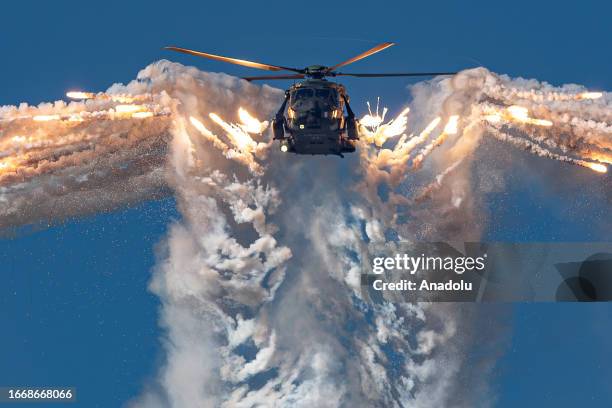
(66, 91), (96, 100)
(188, 107), (269, 175)
(238, 107), (268, 134)
(209, 112), (258, 151)
(581, 161), (608, 173)
(412, 115), (461, 169)
(577, 92), (603, 100)
(66, 90), (142, 103)
(360, 99), (388, 129)
(506, 105), (553, 127)
(33, 114), (61, 122)
(115, 104), (146, 114)
(359, 100), (410, 146)
(443, 115), (459, 135)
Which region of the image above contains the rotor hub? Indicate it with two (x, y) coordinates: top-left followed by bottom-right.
(303, 65), (329, 79)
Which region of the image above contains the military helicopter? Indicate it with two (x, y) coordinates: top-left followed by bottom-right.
(165, 43), (456, 157)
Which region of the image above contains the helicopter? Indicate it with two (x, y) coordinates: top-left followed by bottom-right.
(165, 42), (456, 157)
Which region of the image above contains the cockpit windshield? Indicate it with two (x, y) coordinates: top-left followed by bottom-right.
(315, 89), (331, 99)
(292, 89), (313, 102)
(292, 88), (339, 102)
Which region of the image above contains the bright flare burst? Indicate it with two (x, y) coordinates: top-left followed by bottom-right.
(33, 114), (61, 122)
(443, 115), (459, 135)
(360, 114), (385, 128)
(0, 157), (19, 174)
(66, 90), (140, 103)
(360, 99), (388, 129)
(66, 91), (96, 100)
(581, 161), (608, 174)
(359, 101), (410, 146)
(238, 108), (268, 134)
(577, 92), (603, 100)
(506, 105), (553, 127)
(189, 107), (268, 175)
(209, 113), (258, 151)
(412, 116), (461, 169)
(192, 108), (268, 152)
(484, 105), (553, 127)
(115, 104), (146, 114)
(189, 116), (208, 134)
(189, 116), (229, 153)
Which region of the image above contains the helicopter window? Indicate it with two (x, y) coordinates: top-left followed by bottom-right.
(315, 89), (331, 99)
(293, 89), (314, 101)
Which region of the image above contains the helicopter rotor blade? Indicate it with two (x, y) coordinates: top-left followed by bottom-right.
(326, 42), (395, 72)
(242, 74), (306, 81)
(164, 46), (304, 73)
(333, 72), (457, 77)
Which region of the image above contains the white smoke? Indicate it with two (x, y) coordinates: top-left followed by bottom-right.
(0, 88), (174, 230)
(123, 62), (504, 408)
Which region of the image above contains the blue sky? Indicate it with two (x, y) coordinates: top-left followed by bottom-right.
(1, 0), (611, 406)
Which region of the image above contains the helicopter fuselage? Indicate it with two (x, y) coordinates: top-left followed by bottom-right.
(272, 79), (359, 156)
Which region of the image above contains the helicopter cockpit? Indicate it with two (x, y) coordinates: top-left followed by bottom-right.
(287, 85), (343, 130)
(291, 88), (337, 102)
(290, 87), (339, 110)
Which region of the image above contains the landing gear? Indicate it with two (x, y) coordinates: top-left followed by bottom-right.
(342, 94), (359, 141)
(347, 118), (359, 141)
(273, 92), (290, 141)
(272, 117), (285, 141)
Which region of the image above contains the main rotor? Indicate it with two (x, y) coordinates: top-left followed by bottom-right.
(164, 42), (456, 81)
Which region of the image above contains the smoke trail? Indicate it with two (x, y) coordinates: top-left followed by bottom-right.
(0, 95), (172, 230)
(1, 61), (610, 407)
(125, 63), (505, 407)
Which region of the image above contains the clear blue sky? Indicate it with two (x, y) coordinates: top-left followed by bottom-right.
(1, 1), (611, 406)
